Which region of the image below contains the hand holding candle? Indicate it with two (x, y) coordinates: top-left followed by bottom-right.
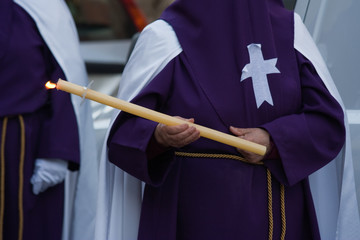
(46, 79), (267, 156)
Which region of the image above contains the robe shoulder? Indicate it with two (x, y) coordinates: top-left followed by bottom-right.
(118, 19), (182, 102)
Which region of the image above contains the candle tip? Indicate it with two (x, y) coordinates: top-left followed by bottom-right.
(45, 81), (57, 89)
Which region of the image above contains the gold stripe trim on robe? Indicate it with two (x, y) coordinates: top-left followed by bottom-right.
(18, 115), (25, 240)
(0, 116), (25, 240)
(0, 117), (8, 240)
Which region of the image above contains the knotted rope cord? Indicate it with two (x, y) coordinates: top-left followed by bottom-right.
(267, 169), (287, 240)
(280, 184), (286, 240)
(0, 117), (8, 240)
(175, 152), (286, 240)
(267, 169), (274, 240)
(174, 152), (263, 165)
(18, 115), (25, 240)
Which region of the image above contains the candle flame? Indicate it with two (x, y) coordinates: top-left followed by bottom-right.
(45, 81), (57, 89)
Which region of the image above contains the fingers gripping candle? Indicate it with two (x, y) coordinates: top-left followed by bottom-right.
(46, 79), (267, 156)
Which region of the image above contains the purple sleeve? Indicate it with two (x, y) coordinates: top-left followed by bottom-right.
(108, 59), (177, 186)
(261, 50), (345, 186)
(36, 49), (80, 167)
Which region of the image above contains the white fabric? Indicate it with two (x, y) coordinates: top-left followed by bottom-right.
(94, 20), (182, 240)
(31, 158), (67, 195)
(294, 13), (360, 240)
(13, 1), (99, 240)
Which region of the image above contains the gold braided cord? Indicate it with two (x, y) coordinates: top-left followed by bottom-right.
(18, 115), (25, 240)
(267, 169), (273, 240)
(175, 151), (286, 240)
(0, 118), (8, 240)
(280, 184), (286, 240)
(174, 152), (263, 165)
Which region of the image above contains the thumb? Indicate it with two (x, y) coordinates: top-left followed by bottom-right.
(230, 126), (247, 136)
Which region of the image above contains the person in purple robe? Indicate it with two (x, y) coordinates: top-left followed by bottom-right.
(105, 0), (348, 239)
(0, 1), (97, 239)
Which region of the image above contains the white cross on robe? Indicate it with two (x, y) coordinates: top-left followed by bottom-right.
(241, 43), (280, 108)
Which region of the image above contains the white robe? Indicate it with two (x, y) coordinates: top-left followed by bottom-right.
(14, 1), (99, 240)
(94, 15), (360, 240)
(94, 20), (181, 240)
(294, 13), (360, 240)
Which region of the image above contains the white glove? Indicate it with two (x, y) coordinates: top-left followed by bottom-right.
(30, 158), (67, 195)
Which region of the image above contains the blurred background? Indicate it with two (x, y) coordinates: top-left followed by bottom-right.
(65, 0), (360, 213)
(66, 0), (173, 41)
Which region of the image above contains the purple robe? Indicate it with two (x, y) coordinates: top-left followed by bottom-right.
(0, 2), (79, 240)
(108, 0), (345, 239)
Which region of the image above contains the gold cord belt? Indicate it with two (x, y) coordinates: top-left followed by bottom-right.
(175, 151), (286, 240)
(175, 152), (263, 165)
(1, 116), (25, 240)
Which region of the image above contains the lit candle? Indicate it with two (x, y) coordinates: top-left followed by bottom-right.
(47, 79), (267, 156)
